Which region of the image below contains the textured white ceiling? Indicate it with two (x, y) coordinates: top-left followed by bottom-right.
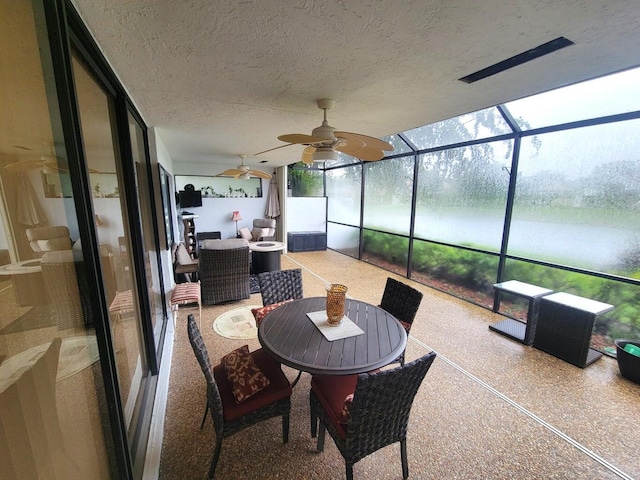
(71, 0), (640, 169)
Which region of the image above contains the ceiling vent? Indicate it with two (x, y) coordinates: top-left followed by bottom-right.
(459, 37), (574, 84)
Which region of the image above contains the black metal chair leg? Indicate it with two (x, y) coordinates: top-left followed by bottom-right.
(316, 423), (325, 451)
(401, 438), (408, 479)
(207, 439), (222, 479)
(310, 410), (317, 438)
(291, 370), (303, 387)
(282, 413), (290, 443)
(346, 463), (354, 480)
(200, 403), (209, 429)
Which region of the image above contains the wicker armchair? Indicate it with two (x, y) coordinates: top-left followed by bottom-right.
(310, 351), (437, 480)
(187, 315), (292, 479)
(199, 239), (250, 305)
(257, 268), (304, 306)
(41, 250), (94, 329)
(379, 277), (423, 365)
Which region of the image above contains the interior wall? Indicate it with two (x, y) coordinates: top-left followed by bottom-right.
(287, 197), (327, 232)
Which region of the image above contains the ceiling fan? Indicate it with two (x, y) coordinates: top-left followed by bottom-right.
(256, 98), (394, 164)
(4, 143), (101, 174)
(215, 155), (272, 179)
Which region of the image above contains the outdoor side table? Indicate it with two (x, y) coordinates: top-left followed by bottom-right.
(489, 280), (553, 345)
(250, 241), (285, 274)
(533, 292), (614, 368)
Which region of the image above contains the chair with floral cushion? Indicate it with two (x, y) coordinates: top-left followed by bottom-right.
(187, 314), (292, 479)
(251, 268), (304, 327)
(310, 351), (437, 480)
(379, 277), (423, 366)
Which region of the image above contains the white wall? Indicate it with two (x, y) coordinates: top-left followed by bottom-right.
(178, 197), (268, 240)
(169, 160), (277, 240)
(286, 197), (327, 232)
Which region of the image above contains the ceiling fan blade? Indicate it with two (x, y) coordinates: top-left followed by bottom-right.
(254, 143), (295, 156)
(278, 133), (326, 145)
(3, 159), (43, 172)
(335, 131), (394, 152)
(41, 158), (102, 174)
(335, 144), (385, 161)
(248, 169), (272, 179)
(301, 146), (315, 164)
(215, 168), (243, 177)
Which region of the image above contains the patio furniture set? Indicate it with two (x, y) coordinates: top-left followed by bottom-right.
(489, 280), (614, 368)
(187, 272), (434, 479)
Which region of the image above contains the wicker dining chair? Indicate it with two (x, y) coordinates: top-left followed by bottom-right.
(310, 351), (437, 480)
(186, 315), (292, 479)
(379, 277), (423, 365)
(257, 268), (304, 306)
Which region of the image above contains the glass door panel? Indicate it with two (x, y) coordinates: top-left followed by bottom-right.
(0, 0), (115, 477)
(128, 112), (165, 345)
(71, 55), (148, 446)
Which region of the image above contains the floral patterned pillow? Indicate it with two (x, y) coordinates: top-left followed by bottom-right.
(221, 345), (270, 403)
(251, 299), (293, 326)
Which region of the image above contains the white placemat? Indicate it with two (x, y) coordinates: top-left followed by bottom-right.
(307, 310), (364, 341)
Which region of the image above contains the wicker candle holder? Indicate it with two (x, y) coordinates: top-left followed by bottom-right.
(326, 284), (348, 326)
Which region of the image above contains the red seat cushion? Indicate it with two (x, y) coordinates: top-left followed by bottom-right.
(311, 374), (358, 439)
(251, 299), (293, 326)
(215, 348), (292, 421)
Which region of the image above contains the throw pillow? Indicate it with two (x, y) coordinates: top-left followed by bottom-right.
(251, 227), (270, 241)
(338, 393), (354, 424)
(251, 299), (293, 326)
(221, 345), (270, 403)
(175, 243), (194, 265)
(239, 227), (252, 241)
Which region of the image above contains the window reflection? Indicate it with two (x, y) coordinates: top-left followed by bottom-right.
(0, 1), (113, 477)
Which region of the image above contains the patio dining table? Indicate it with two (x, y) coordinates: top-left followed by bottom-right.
(257, 296), (407, 375)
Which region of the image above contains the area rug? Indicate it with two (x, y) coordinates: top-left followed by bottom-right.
(0, 305), (56, 334)
(213, 305), (261, 340)
(0, 335), (100, 392)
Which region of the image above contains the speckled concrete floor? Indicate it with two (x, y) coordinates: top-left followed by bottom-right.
(159, 250), (640, 480)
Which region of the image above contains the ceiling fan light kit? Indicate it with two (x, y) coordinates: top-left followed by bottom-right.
(312, 148), (339, 162)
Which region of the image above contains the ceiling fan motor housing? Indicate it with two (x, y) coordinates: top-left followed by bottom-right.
(311, 123), (337, 144)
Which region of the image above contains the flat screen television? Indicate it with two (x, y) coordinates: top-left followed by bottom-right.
(178, 190), (202, 208)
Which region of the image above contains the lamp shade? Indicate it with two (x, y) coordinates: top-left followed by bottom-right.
(231, 211), (242, 221)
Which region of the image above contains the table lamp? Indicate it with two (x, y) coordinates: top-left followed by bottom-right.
(231, 211), (242, 237)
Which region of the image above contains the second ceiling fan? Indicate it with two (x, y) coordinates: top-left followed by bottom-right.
(215, 155), (272, 179)
(257, 99), (394, 164)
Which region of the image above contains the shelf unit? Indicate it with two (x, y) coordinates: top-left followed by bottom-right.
(181, 215), (198, 258)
